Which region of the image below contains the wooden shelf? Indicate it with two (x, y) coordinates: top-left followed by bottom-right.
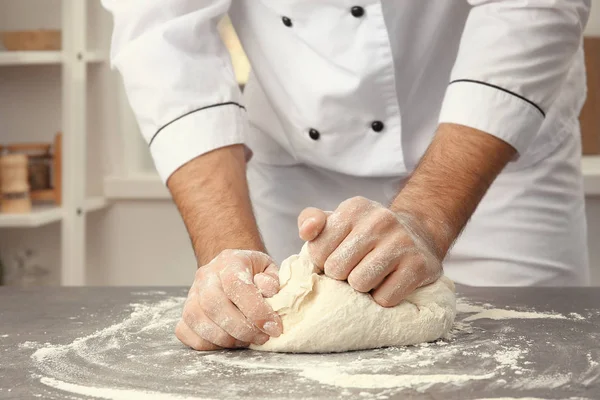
(0, 50), (106, 66)
(84, 196), (108, 212)
(0, 204), (62, 228)
(0, 197), (108, 228)
(0, 51), (62, 66)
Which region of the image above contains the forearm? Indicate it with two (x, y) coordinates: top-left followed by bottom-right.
(167, 144), (265, 265)
(391, 123), (516, 258)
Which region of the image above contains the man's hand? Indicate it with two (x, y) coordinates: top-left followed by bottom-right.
(298, 123), (516, 307)
(175, 249), (282, 350)
(298, 199), (443, 307)
(167, 145), (282, 350)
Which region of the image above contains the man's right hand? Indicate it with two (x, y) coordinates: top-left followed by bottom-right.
(175, 249), (283, 351)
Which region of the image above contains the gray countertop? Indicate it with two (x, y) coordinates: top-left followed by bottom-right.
(0, 286), (599, 400)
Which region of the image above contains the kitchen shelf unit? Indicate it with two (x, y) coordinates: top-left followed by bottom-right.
(0, 0), (111, 285)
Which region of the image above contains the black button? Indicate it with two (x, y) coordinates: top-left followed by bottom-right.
(282, 16), (293, 27)
(309, 129), (320, 140)
(371, 121), (385, 132)
(351, 6), (365, 18)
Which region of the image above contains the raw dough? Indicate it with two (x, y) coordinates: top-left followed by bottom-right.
(251, 244), (456, 353)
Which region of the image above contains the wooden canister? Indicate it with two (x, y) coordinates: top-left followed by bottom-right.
(0, 154), (31, 213)
(7, 143), (52, 191)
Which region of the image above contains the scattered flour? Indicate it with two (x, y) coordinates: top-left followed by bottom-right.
(299, 370), (496, 391)
(474, 398), (551, 400)
(25, 295), (593, 399)
(492, 347), (527, 372)
(40, 377), (211, 400)
(0, 334), (9, 338)
(463, 309), (566, 322)
(131, 291), (167, 296)
(457, 298), (588, 323)
(510, 373), (573, 390)
(19, 341), (45, 349)
(569, 312), (585, 320)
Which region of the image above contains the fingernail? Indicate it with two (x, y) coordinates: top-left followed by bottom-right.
(234, 340), (248, 348)
(300, 218), (316, 232)
(254, 333), (270, 345)
(262, 321), (282, 337)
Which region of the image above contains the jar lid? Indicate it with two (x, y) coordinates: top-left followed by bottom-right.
(0, 153), (28, 166)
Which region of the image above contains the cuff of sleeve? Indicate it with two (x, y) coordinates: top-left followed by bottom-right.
(438, 81), (545, 155)
(150, 104), (248, 183)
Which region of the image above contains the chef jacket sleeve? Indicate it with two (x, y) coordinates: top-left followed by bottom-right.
(101, 0), (246, 183)
(438, 0), (590, 155)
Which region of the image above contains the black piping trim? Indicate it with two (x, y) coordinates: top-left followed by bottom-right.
(148, 101), (246, 147)
(449, 79), (545, 117)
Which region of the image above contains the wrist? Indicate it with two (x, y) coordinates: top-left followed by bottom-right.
(391, 123), (515, 258)
(194, 237), (267, 266)
(391, 201), (454, 260)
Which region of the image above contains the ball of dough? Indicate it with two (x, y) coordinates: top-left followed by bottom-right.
(251, 244), (456, 353)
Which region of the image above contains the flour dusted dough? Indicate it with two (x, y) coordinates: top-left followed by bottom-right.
(251, 244), (456, 353)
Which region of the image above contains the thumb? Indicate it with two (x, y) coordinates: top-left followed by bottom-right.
(297, 207), (329, 241)
(254, 263), (280, 298)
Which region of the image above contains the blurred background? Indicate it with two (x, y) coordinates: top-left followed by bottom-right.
(0, 1), (598, 287)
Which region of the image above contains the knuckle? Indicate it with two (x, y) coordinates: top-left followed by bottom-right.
(409, 255), (431, 280)
(195, 320), (236, 348)
(174, 322), (186, 340)
(213, 331), (237, 348)
(340, 196), (368, 211)
(182, 306), (200, 328)
(220, 249), (235, 258)
(228, 322), (261, 342)
(198, 289), (221, 317)
(352, 196), (369, 205)
(195, 267), (207, 280)
(369, 213), (394, 232)
(324, 259), (345, 280)
(307, 242), (326, 267)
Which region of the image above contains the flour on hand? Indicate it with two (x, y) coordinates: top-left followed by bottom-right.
(250, 243), (457, 353)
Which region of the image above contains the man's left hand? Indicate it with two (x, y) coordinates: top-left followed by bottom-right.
(297, 197), (444, 307)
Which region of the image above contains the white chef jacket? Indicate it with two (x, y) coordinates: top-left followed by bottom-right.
(102, 1), (590, 184)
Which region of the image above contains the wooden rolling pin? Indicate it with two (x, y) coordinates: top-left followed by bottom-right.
(0, 153), (31, 213)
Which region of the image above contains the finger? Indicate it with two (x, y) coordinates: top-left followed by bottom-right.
(181, 305), (247, 348)
(175, 320), (222, 351)
(220, 263), (283, 338)
(323, 230), (375, 280)
(297, 207), (328, 241)
(198, 284), (270, 345)
(254, 262), (280, 298)
(254, 273), (278, 298)
(228, 250), (275, 276)
(308, 211), (353, 269)
(346, 246), (403, 293)
(262, 262), (280, 282)
(371, 257), (425, 307)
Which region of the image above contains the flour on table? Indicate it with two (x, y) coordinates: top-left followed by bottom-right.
(251, 243), (456, 353)
(24, 284), (595, 398)
(40, 377), (212, 400)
